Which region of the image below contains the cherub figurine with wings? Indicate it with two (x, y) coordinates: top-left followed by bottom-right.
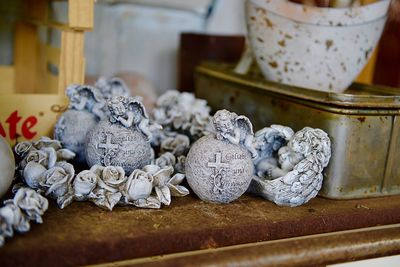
(248, 127), (331, 207)
(107, 96), (153, 141)
(66, 84), (106, 120)
(212, 109), (258, 159)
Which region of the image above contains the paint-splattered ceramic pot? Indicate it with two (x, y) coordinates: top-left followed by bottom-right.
(246, 0), (390, 92)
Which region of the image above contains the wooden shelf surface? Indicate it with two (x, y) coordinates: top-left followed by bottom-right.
(1, 194), (400, 266)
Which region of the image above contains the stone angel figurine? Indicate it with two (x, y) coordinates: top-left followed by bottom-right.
(107, 96), (155, 141)
(248, 127), (331, 207)
(66, 84), (106, 120)
(212, 109), (258, 159)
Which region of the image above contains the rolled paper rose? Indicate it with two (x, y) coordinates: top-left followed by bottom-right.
(125, 170), (153, 201)
(23, 162), (47, 189)
(40, 162), (75, 197)
(73, 170), (98, 199)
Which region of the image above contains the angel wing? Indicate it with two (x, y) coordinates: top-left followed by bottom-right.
(248, 127), (331, 207)
(128, 98), (148, 119)
(79, 85), (104, 103)
(235, 115), (254, 136)
(109, 77), (130, 96)
(254, 125), (294, 160)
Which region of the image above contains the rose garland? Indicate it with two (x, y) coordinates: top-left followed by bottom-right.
(14, 136), (190, 212)
(0, 187), (48, 247)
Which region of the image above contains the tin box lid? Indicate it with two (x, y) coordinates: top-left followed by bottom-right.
(196, 62), (400, 110)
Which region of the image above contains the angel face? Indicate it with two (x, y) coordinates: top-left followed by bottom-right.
(216, 119), (234, 133)
(110, 101), (126, 116)
(213, 110), (235, 134)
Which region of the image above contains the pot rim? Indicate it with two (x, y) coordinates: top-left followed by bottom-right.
(249, 0), (391, 27)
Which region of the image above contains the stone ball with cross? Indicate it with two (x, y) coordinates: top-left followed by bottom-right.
(185, 133), (254, 204)
(85, 117), (152, 175)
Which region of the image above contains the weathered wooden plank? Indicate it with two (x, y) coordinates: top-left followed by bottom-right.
(13, 22), (40, 93)
(1, 195), (400, 266)
(68, 0), (94, 29)
(58, 30), (85, 93)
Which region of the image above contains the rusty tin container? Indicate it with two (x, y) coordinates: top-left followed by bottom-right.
(195, 62), (400, 199)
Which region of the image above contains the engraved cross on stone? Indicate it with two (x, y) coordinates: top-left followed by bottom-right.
(98, 133), (118, 154)
(207, 152), (229, 174)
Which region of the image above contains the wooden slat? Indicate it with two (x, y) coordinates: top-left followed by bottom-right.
(46, 44), (61, 66)
(34, 41), (49, 94)
(33, 43), (61, 94)
(47, 72), (59, 94)
(0, 66), (15, 94)
(58, 30), (85, 93)
(68, 0), (94, 29)
(14, 22), (39, 93)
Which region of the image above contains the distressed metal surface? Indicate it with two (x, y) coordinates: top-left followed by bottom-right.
(1, 195), (400, 266)
(93, 224), (400, 267)
(195, 63), (400, 199)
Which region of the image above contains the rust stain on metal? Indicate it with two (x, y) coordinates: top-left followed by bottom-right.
(357, 117), (366, 123)
(115, 225), (400, 267)
(200, 237), (219, 249)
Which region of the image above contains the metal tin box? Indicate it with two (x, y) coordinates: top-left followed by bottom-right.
(195, 62), (400, 199)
